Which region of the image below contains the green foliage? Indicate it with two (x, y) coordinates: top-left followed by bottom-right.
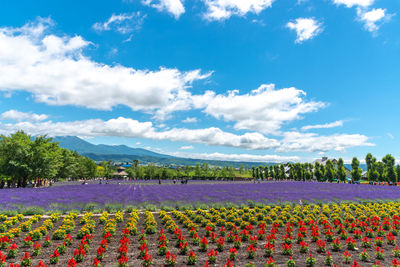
(351, 157), (362, 181)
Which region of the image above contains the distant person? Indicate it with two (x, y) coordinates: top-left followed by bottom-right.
(159, 179), (161, 184)
(173, 179), (176, 184)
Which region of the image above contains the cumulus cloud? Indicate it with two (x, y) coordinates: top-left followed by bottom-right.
(203, 0), (274, 21)
(333, 0), (392, 33)
(0, 115), (280, 150)
(142, 0), (185, 19)
(92, 12), (146, 34)
(276, 131), (374, 153)
(0, 18), (211, 120)
(172, 151), (300, 163)
(357, 8), (391, 32)
(193, 84), (325, 134)
(286, 18), (323, 43)
(0, 110), (48, 122)
(301, 120), (344, 131)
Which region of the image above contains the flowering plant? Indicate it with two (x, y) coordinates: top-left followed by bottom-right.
(187, 250), (197, 265)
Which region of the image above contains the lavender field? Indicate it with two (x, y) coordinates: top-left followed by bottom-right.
(2, 181), (400, 211)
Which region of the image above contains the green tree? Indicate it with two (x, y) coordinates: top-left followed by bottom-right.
(350, 157), (362, 182)
(382, 154), (397, 183)
(336, 158), (347, 182)
(314, 162), (323, 182)
(325, 160), (335, 182)
(280, 164), (287, 180)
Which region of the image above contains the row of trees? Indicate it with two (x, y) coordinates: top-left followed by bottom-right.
(0, 131), (97, 187)
(251, 154), (400, 183)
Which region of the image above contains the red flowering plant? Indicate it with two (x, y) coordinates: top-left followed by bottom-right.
(227, 232), (235, 243)
(387, 232), (396, 245)
(200, 237), (208, 252)
(56, 242), (67, 255)
(96, 246), (105, 260)
(247, 244), (257, 259)
(324, 251), (334, 266)
(142, 251), (153, 267)
(7, 243), (18, 259)
(158, 241), (168, 256)
(191, 232), (200, 246)
(179, 241), (188, 255)
(305, 253), (316, 267)
(233, 235), (242, 249)
(393, 259), (400, 267)
(205, 226), (212, 237)
(187, 250), (197, 265)
(23, 236), (33, 248)
(216, 237), (225, 252)
(229, 247), (238, 261)
(287, 256), (296, 267)
(164, 251), (177, 267)
(249, 235), (258, 246)
(32, 242), (42, 256)
(92, 257), (101, 267)
(67, 257), (77, 267)
(117, 254), (128, 267)
(240, 229), (250, 242)
(258, 229), (266, 240)
(375, 237), (384, 247)
(331, 238), (341, 252)
(0, 236), (10, 249)
(73, 245), (86, 263)
(282, 243), (293, 256)
(210, 231), (217, 243)
(374, 246), (384, 260)
(343, 251), (352, 264)
(219, 226), (227, 237)
(264, 241), (275, 257)
(138, 242), (147, 258)
(393, 246), (400, 257)
(265, 257), (277, 267)
(20, 252), (32, 267)
(316, 239), (326, 253)
(372, 260), (382, 267)
(43, 235), (51, 247)
(0, 251), (6, 267)
(359, 249), (370, 262)
(207, 249), (218, 264)
(346, 237), (357, 250)
(34, 260), (47, 267)
(64, 234), (73, 246)
(224, 258), (234, 267)
(49, 249), (60, 264)
(361, 237), (372, 248)
(299, 240), (309, 253)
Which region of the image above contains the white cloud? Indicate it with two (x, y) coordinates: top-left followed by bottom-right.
(0, 110), (48, 122)
(0, 115), (280, 150)
(93, 12), (146, 34)
(172, 151), (300, 163)
(333, 0), (374, 8)
(182, 117), (198, 123)
(357, 8), (391, 32)
(276, 131), (375, 153)
(387, 133), (394, 139)
(142, 0), (185, 19)
(203, 0), (274, 21)
(179, 145), (194, 150)
(0, 18), (211, 120)
(301, 120), (344, 131)
(193, 84), (325, 134)
(286, 18), (323, 43)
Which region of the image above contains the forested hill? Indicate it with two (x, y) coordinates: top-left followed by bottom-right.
(53, 136), (273, 168)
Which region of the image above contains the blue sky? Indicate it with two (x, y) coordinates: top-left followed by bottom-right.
(0, 0), (399, 163)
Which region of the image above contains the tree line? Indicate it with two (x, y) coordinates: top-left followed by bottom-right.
(251, 154), (400, 183)
(0, 131), (97, 188)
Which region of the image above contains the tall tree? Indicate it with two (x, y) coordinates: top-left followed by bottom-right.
(382, 154), (397, 183)
(336, 158), (347, 182)
(314, 162), (323, 182)
(350, 157), (362, 182)
(324, 160), (335, 182)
